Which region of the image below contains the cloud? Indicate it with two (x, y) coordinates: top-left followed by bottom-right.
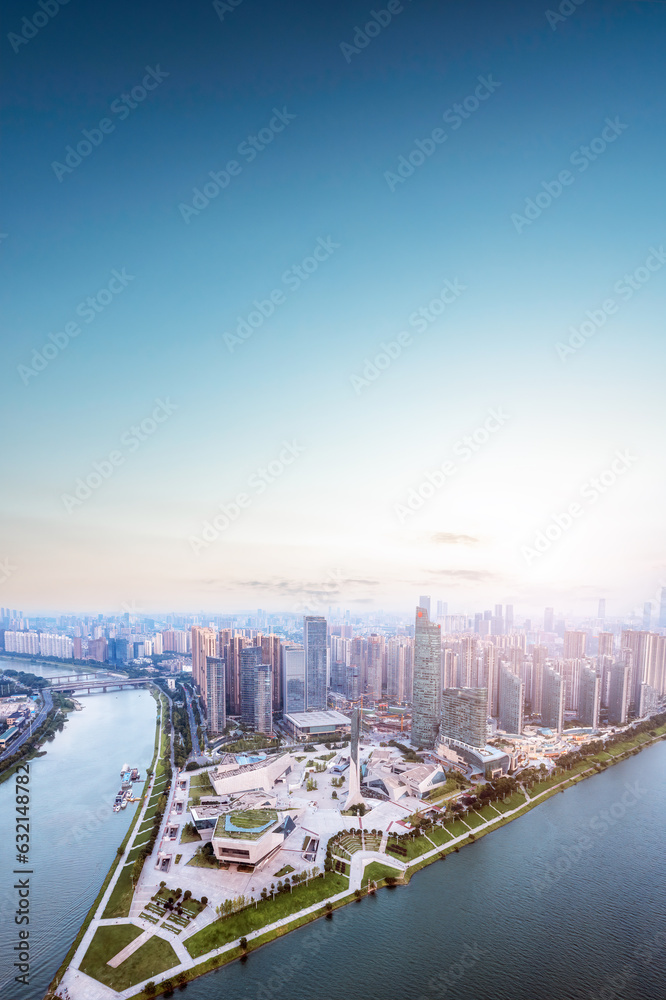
(423, 569), (497, 582)
(431, 532), (479, 546)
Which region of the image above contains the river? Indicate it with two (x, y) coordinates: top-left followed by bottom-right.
(0, 659), (156, 999)
(1, 658), (664, 1000)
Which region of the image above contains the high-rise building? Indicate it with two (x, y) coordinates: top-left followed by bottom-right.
(436, 600), (448, 620)
(344, 707), (364, 809)
(366, 634), (385, 700)
(643, 602), (652, 630)
(261, 634), (283, 714)
(578, 664), (600, 728)
(387, 637), (412, 702)
(345, 664), (360, 701)
(419, 595), (431, 619)
(608, 663), (631, 725)
(660, 588), (666, 629)
(303, 616), (327, 710)
(531, 645), (548, 716)
(240, 645), (263, 725)
(505, 604), (514, 632)
(621, 630), (654, 710)
(440, 687), (487, 748)
(226, 634), (249, 715)
(205, 657), (226, 734)
(254, 664), (273, 734)
(282, 645), (305, 714)
(541, 666), (565, 733)
(411, 606), (442, 748)
(498, 663), (523, 733)
(563, 631), (587, 659)
(598, 632), (614, 657)
(191, 626), (216, 700)
(598, 598), (606, 621)
(544, 607), (554, 633)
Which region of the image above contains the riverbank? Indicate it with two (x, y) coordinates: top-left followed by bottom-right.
(51, 715), (666, 1000)
(45, 688), (167, 999)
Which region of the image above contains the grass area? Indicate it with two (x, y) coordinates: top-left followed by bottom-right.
(363, 833), (382, 851)
(426, 825), (453, 846)
(474, 804), (501, 822)
(363, 861), (401, 887)
(386, 835), (432, 861)
(103, 863), (135, 919)
(274, 864), (295, 877)
(214, 808), (277, 839)
(187, 852), (221, 869)
(80, 924), (179, 991)
(180, 824), (202, 844)
(491, 791), (527, 815)
(188, 774), (215, 807)
(461, 810), (485, 829)
(444, 819), (469, 838)
(335, 833), (364, 856)
(186, 873), (350, 958)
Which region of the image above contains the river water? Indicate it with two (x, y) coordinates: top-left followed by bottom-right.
(1, 657), (664, 1000)
(0, 659), (156, 1000)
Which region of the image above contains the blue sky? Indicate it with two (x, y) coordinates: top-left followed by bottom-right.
(1, 0), (665, 616)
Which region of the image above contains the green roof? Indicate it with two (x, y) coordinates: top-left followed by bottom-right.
(214, 808), (278, 840)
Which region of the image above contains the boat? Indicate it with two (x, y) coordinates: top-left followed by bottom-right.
(120, 762), (130, 775)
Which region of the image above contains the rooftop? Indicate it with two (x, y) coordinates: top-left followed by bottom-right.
(213, 808), (278, 840)
(284, 709), (350, 726)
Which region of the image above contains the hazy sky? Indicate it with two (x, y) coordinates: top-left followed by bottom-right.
(2, 0), (665, 617)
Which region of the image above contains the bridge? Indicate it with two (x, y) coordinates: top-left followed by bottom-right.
(50, 676), (159, 694)
(44, 672), (110, 685)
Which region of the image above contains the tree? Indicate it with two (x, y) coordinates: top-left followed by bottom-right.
(239, 936), (248, 951)
(201, 896), (208, 906)
(183, 890), (192, 901)
(144, 982), (156, 996)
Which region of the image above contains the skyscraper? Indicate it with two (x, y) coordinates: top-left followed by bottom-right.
(366, 634), (385, 700)
(344, 707), (364, 809)
(419, 595), (431, 619)
(643, 602), (652, 630)
(597, 598), (606, 621)
(498, 663), (524, 733)
(191, 626), (216, 701)
(608, 663), (631, 725)
(531, 645), (548, 716)
(505, 604), (514, 632)
(254, 664), (273, 734)
(563, 631), (587, 659)
(598, 632), (614, 657)
(303, 616), (327, 710)
(282, 645), (305, 714)
(240, 645), (263, 726)
(411, 606), (442, 748)
(205, 657), (226, 734)
(440, 687), (487, 748)
(578, 664), (600, 728)
(541, 665), (565, 733)
(544, 607), (554, 633)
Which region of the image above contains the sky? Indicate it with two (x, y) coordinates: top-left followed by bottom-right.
(1, 0), (665, 619)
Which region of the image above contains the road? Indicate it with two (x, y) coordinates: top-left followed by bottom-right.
(182, 684), (201, 757)
(0, 687), (53, 762)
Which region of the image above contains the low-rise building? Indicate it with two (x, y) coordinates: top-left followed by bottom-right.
(211, 808), (296, 867)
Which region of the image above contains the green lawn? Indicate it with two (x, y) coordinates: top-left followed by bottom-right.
(80, 925), (179, 991)
(461, 811), (485, 829)
(362, 861), (401, 887)
(274, 864), (295, 877)
(491, 792), (527, 815)
(387, 835), (432, 861)
(444, 819), (470, 838)
(185, 873), (350, 958)
(180, 825), (202, 844)
(426, 825), (453, 846)
(102, 864), (135, 919)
